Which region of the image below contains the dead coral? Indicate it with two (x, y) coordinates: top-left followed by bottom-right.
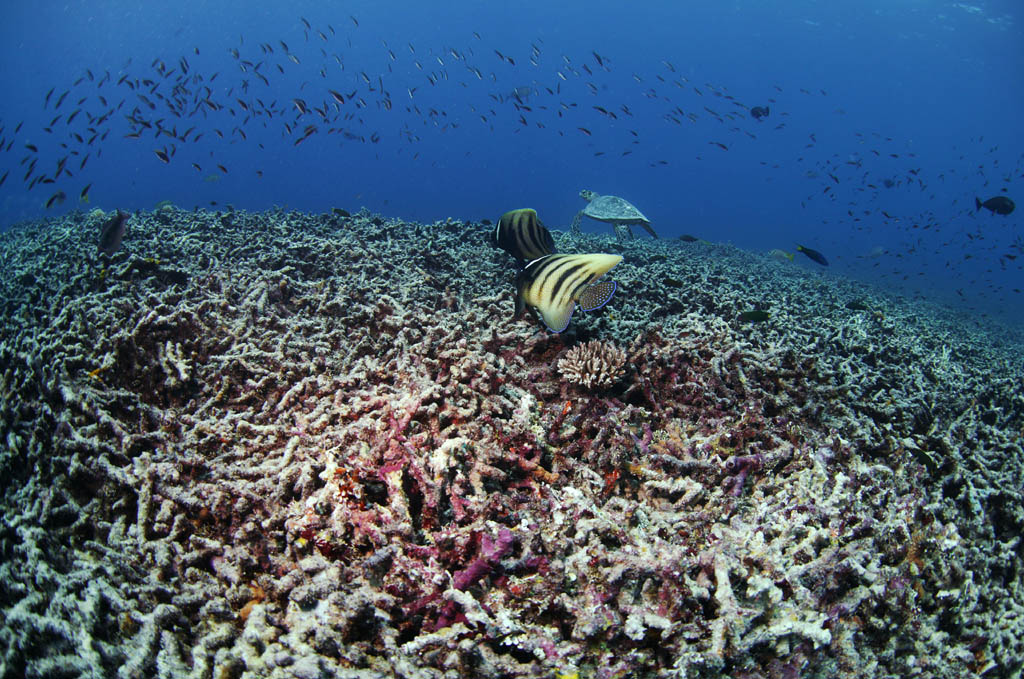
(1, 208), (1022, 678)
(557, 339), (627, 390)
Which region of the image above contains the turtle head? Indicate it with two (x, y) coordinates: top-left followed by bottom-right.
(580, 189), (596, 202)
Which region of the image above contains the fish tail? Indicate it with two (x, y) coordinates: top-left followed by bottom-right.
(975, 197), (982, 211)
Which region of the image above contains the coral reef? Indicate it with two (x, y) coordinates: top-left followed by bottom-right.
(557, 339), (627, 390)
(0, 207), (1021, 678)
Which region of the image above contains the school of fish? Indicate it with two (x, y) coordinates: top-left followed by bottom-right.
(0, 13), (1020, 314)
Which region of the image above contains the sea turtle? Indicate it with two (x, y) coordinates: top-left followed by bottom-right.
(570, 189), (658, 240)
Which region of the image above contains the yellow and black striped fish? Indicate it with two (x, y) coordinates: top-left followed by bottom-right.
(494, 208), (556, 265)
(515, 253), (622, 333)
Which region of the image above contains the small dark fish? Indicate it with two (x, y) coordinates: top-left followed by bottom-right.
(45, 191), (67, 209)
(494, 208), (556, 266)
(975, 195), (1015, 215)
(750, 105), (770, 120)
(845, 299), (870, 311)
(154, 148), (170, 163)
(98, 210), (129, 255)
(332, 207), (351, 218)
(796, 245), (829, 266)
(679, 234), (699, 242)
(738, 310), (770, 323)
(80, 183), (92, 203)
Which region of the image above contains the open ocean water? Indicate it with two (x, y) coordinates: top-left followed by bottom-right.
(0, 2), (1022, 678)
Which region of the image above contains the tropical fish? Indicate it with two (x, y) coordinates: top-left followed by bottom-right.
(738, 310), (770, 323)
(515, 253), (622, 333)
(79, 183), (92, 203)
(975, 196), (1015, 215)
(494, 208), (555, 265)
(796, 245), (829, 266)
(508, 85), (535, 102)
(679, 234), (700, 242)
(98, 210), (129, 255)
(45, 191), (67, 209)
(768, 249), (794, 262)
(750, 106), (770, 120)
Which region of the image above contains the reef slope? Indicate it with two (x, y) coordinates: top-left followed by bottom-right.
(0, 208), (1021, 678)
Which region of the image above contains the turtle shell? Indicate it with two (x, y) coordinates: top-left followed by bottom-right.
(581, 194), (650, 224)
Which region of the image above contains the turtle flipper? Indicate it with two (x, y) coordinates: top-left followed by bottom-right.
(639, 222), (658, 238)
(571, 211), (583, 235)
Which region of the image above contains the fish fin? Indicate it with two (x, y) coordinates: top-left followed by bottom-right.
(513, 265), (541, 320)
(975, 197), (982, 211)
(785, 252), (794, 261)
(514, 274), (526, 320)
(538, 301), (576, 334)
(540, 219), (556, 253)
(577, 280), (617, 312)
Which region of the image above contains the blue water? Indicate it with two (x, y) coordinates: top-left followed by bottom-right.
(0, 0), (1021, 324)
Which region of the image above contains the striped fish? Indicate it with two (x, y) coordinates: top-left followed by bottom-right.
(515, 253), (622, 333)
(494, 208), (556, 265)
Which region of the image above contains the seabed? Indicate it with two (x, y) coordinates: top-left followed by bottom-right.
(0, 207), (1021, 678)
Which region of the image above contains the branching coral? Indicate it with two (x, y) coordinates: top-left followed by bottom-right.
(557, 339), (627, 390)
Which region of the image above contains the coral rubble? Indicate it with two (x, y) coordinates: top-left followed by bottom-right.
(0, 207), (1021, 678)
